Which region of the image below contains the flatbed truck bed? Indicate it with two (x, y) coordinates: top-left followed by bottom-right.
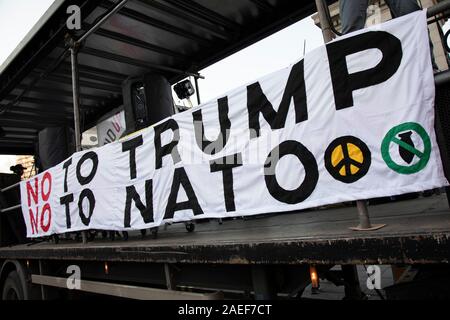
(2, 195), (449, 265)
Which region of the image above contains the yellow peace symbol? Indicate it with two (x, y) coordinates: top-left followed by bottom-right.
(331, 143), (364, 176)
(325, 136), (372, 184)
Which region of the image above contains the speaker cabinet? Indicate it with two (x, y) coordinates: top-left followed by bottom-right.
(38, 127), (75, 171)
(122, 73), (174, 134)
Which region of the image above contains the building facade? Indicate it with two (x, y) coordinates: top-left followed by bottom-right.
(16, 155), (36, 179)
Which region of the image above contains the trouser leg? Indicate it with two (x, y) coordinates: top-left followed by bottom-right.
(384, 0), (421, 18)
(340, 0), (370, 34)
(385, 0), (438, 70)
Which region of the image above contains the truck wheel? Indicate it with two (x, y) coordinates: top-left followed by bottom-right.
(2, 271), (24, 300)
(186, 223), (195, 233)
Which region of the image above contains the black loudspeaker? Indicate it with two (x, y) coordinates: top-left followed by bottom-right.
(122, 73), (174, 134)
(38, 127), (75, 171)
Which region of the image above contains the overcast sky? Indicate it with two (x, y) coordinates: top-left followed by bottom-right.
(0, 0), (323, 173)
(197, 17), (323, 102)
(0, 0), (56, 64)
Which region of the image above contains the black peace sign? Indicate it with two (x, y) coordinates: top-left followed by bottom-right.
(324, 136), (371, 184)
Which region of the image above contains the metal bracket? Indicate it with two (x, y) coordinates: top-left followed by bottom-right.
(32, 274), (222, 300)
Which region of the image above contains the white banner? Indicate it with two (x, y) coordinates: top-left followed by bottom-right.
(97, 110), (126, 146)
(21, 11), (449, 238)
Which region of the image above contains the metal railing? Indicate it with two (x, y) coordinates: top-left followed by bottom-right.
(0, 182), (21, 214)
(428, 0), (450, 17)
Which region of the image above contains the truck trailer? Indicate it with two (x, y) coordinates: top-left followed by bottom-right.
(1, 0), (450, 300)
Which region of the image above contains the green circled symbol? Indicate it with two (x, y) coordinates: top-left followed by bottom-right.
(381, 122), (431, 175)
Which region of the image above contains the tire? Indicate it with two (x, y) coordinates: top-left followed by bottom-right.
(186, 223), (195, 233)
(2, 271), (24, 300)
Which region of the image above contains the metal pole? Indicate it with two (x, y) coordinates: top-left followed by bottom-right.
(314, 0), (335, 43)
(164, 264), (174, 290)
(435, 70), (450, 86)
(194, 76), (201, 105)
(70, 47), (82, 152)
(0, 181), (21, 193)
(70, 46), (87, 244)
(76, 0), (130, 45)
(427, 0), (450, 18)
(38, 260), (47, 300)
(0, 204), (21, 214)
(350, 200), (386, 231)
(356, 200), (371, 229)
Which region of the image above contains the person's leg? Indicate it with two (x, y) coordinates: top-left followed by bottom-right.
(385, 0), (439, 70)
(340, 0), (370, 34)
(384, 0), (421, 18)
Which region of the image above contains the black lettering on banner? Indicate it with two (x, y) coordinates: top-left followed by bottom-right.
(264, 141), (318, 204)
(247, 60), (308, 139)
(76, 152), (99, 185)
(164, 168), (204, 220)
(210, 153), (243, 212)
(122, 135), (144, 180)
(60, 194), (74, 229)
(124, 180), (154, 228)
(78, 189), (95, 226)
(63, 158), (72, 193)
(154, 119), (182, 169)
(193, 97), (231, 155)
(327, 31), (403, 110)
